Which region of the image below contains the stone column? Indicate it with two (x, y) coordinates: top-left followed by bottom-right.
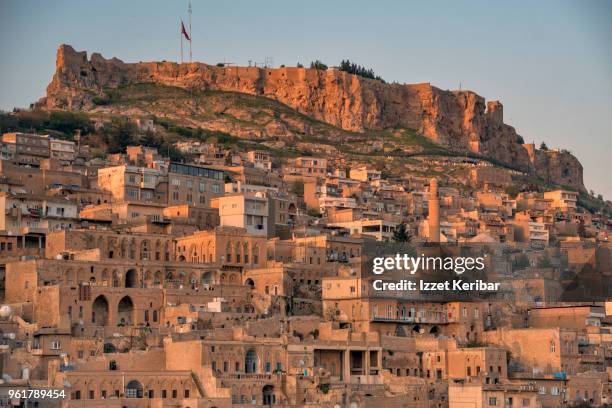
(342, 349), (351, 383)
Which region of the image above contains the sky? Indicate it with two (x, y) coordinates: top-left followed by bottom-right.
(1, 0), (610, 198)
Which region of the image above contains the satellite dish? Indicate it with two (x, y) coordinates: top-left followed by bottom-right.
(0, 305), (12, 318)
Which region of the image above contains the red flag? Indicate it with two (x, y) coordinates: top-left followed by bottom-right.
(181, 20), (191, 41)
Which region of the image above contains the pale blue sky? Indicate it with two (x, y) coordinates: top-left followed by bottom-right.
(1, 1), (610, 198)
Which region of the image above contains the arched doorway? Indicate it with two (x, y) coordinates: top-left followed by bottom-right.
(154, 271), (163, 285)
(262, 385), (275, 405)
(125, 380), (143, 398)
(429, 326), (439, 335)
(125, 269), (138, 288)
(112, 270), (121, 287)
(245, 278), (255, 289)
(117, 296), (134, 326)
(92, 295), (109, 326)
(202, 271), (213, 285)
(245, 349), (258, 374)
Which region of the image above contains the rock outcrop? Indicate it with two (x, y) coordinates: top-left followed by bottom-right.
(40, 44), (585, 191)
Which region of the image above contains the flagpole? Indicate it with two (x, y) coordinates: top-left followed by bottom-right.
(188, 1), (192, 63)
(180, 21), (184, 64)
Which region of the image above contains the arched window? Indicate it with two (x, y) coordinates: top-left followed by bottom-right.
(140, 240), (150, 261)
(245, 349), (258, 374)
(235, 242), (242, 263)
(243, 243), (250, 264)
(253, 244), (259, 265)
(125, 380), (143, 398)
(226, 241), (232, 263)
(155, 240), (161, 261)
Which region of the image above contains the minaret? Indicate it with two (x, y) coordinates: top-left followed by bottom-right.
(428, 178), (440, 242)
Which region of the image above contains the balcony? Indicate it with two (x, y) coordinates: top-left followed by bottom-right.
(371, 314), (447, 324)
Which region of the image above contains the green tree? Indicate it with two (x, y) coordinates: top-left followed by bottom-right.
(48, 111), (91, 136)
(504, 184), (520, 198)
(289, 180), (304, 196)
(338, 59), (384, 82)
(101, 117), (137, 153)
(540, 142), (548, 150)
(307, 207), (321, 217)
(309, 60), (328, 70)
(393, 223), (411, 242)
(0, 112), (18, 133)
(512, 254), (530, 270)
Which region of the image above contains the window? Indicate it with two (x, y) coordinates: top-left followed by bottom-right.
(184, 389), (190, 398)
(550, 342), (555, 352)
(488, 397), (497, 406)
(199, 182), (206, 192)
(551, 387), (559, 396)
(211, 184), (220, 193)
(522, 398), (530, 407)
(126, 188), (138, 199)
(171, 179), (180, 186)
(51, 340), (61, 350)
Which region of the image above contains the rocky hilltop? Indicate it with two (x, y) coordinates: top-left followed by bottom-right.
(40, 44), (584, 191)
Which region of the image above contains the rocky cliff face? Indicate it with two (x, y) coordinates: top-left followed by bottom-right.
(41, 44), (585, 191)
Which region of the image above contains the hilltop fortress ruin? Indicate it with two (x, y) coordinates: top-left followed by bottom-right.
(40, 44), (584, 191)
